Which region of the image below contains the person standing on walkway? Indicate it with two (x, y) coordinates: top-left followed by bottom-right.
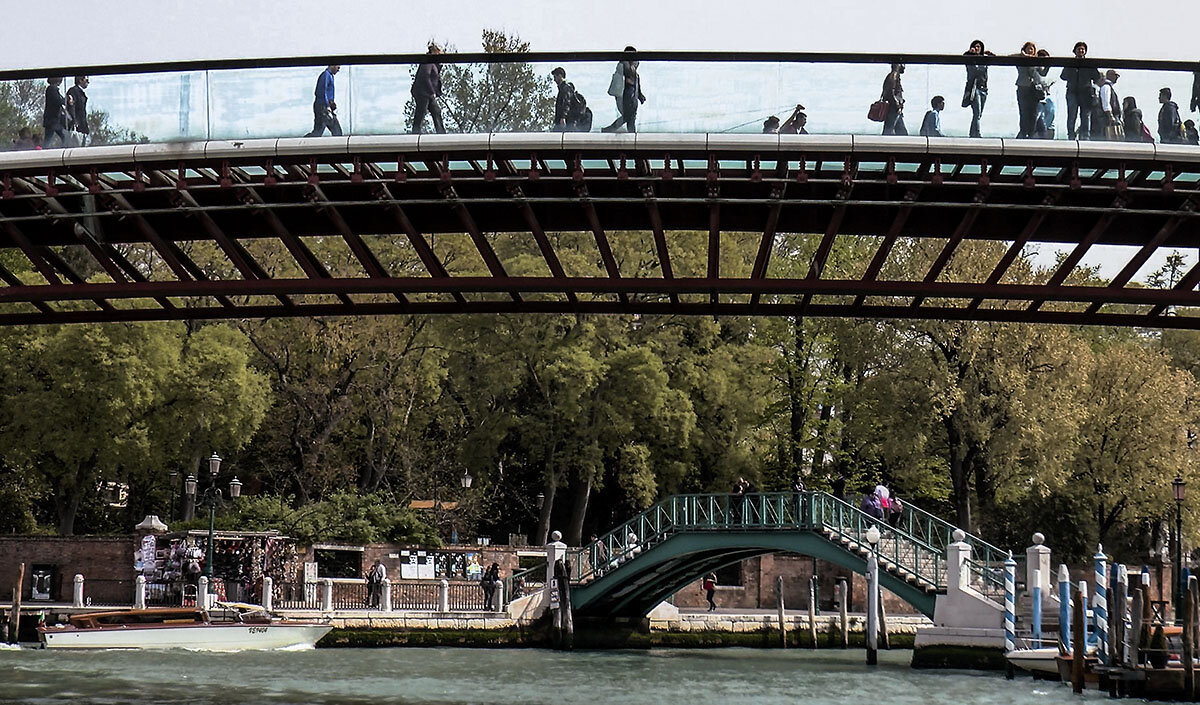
(42, 77), (67, 148)
(780, 104), (808, 134)
(1014, 42), (1049, 139)
(920, 96), (945, 137)
(367, 559), (386, 608)
(881, 63), (907, 136)
(481, 562), (500, 611)
(1097, 70), (1121, 140)
(1159, 87), (1183, 144)
(66, 76), (89, 146)
(305, 65), (342, 137)
(963, 40), (992, 138)
(602, 48), (646, 133)
(411, 44), (446, 134)
(1186, 120), (1199, 145)
(1060, 41), (1101, 141)
(703, 573), (718, 612)
(1123, 96), (1150, 142)
(1035, 50), (1055, 138)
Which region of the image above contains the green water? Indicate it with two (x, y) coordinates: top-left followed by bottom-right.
(0, 647), (1102, 705)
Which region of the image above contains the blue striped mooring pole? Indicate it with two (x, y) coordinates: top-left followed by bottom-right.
(1004, 551), (1016, 651)
(1059, 564), (1071, 653)
(1094, 544), (1108, 664)
(1078, 579), (1090, 648)
(1032, 569), (1043, 644)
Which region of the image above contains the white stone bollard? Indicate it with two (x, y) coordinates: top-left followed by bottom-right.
(262, 576), (273, 612)
(321, 578), (333, 612)
(1026, 532), (1056, 607)
(198, 576), (209, 610)
(134, 575), (146, 609)
(73, 574), (84, 608)
(381, 578), (392, 612)
(439, 579), (449, 612)
(495, 579), (505, 610)
(545, 530), (567, 609)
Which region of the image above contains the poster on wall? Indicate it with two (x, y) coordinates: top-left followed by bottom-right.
(416, 551), (434, 579)
(400, 551), (417, 579)
(466, 553), (482, 580)
(139, 535), (157, 575)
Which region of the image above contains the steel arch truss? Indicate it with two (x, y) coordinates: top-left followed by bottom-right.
(3, 134), (1200, 328)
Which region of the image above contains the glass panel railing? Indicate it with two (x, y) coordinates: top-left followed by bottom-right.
(5, 55), (1198, 149)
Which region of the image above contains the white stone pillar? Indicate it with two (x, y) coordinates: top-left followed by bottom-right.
(134, 575), (146, 609)
(262, 576), (273, 612)
(72, 574), (84, 608)
(198, 576), (209, 610)
(321, 578), (333, 613)
(544, 530), (567, 607)
(439, 579), (449, 612)
(495, 579), (505, 610)
(946, 529), (971, 593)
(381, 578), (392, 612)
(1026, 532), (1055, 605)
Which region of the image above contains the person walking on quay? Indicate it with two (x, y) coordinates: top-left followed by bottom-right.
(1159, 87), (1183, 144)
(1014, 42), (1050, 139)
(481, 562), (501, 611)
(880, 63), (907, 136)
(963, 40), (993, 138)
(42, 77), (67, 148)
(411, 44), (446, 135)
(703, 572), (718, 612)
(1122, 96), (1151, 142)
(305, 65), (342, 137)
(66, 76), (89, 146)
(1060, 41), (1101, 140)
(601, 47), (646, 133)
(366, 559), (386, 608)
(920, 96), (945, 137)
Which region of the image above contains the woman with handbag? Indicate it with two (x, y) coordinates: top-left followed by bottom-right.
(963, 40), (993, 138)
(1014, 42), (1050, 139)
(880, 63), (907, 136)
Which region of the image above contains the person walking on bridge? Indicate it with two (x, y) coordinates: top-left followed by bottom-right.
(1159, 87), (1183, 144)
(66, 76), (89, 147)
(42, 77), (68, 149)
(880, 63), (907, 136)
(411, 44), (446, 134)
(305, 65), (342, 137)
(1060, 41), (1100, 140)
(963, 40), (993, 138)
(1096, 70), (1121, 140)
(602, 47), (646, 133)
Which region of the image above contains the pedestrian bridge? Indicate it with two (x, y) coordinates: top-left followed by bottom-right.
(508, 491), (1007, 619)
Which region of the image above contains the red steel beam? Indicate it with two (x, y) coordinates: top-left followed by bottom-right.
(966, 210), (1049, 311)
(1027, 213), (1117, 312)
(911, 207), (981, 308)
(852, 204), (913, 308)
(1086, 212), (1188, 314)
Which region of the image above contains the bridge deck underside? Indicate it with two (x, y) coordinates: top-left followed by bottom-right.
(2, 135), (1199, 327)
(571, 532), (938, 619)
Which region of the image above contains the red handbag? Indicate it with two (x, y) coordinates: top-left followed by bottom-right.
(868, 100), (889, 122)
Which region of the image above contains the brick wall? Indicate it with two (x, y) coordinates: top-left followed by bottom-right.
(0, 535), (134, 602)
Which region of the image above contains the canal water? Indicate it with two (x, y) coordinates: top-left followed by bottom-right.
(0, 647), (1102, 705)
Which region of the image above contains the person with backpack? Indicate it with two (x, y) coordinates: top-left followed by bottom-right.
(304, 65), (342, 137)
(551, 67), (575, 132)
(702, 572), (718, 612)
(1159, 87), (1184, 144)
(1060, 41), (1101, 141)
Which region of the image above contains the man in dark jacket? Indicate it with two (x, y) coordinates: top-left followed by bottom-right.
(304, 65), (342, 137)
(411, 44), (446, 134)
(66, 76), (89, 146)
(42, 77), (67, 148)
(551, 67), (574, 132)
(1159, 87), (1183, 144)
(881, 63), (907, 136)
(1060, 41), (1101, 140)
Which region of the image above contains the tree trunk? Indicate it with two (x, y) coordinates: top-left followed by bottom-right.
(536, 473), (557, 546)
(54, 483), (83, 536)
(945, 412), (973, 531)
(565, 475), (592, 546)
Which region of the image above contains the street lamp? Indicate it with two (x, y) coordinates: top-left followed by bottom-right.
(1173, 476), (1187, 617)
(184, 453), (242, 581)
(461, 469), (473, 489)
(864, 523), (881, 665)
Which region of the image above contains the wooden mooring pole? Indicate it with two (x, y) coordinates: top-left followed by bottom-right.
(807, 576), (817, 649)
(837, 578), (849, 649)
(777, 575), (786, 648)
(1187, 576), (1198, 700)
(7, 562), (24, 644)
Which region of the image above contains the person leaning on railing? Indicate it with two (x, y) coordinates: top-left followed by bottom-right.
(1060, 41), (1101, 141)
(1014, 42), (1051, 139)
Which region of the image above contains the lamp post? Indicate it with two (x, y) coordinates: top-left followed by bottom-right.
(865, 523), (881, 665)
(185, 453), (242, 581)
(1174, 476), (1187, 618)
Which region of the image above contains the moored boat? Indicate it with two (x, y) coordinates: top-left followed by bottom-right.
(37, 602), (332, 650)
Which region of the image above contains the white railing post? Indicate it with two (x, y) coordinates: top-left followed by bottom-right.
(946, 529), (971, 593)
(1026, 532), (1055, 606)
(262, 576), (273, 612)
(495, 579), (505, 610)
(439, 579), (449, 612)
(134, 575), (146, 609)
(198, 576), (209, 610)
(321, 578), (333, 613)
(381, 578), (392, 612)
(72, 574), (84, 608)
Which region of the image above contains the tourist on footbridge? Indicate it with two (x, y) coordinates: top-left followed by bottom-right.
(304, 65), (342, 137)
(411, 44), (446, 135)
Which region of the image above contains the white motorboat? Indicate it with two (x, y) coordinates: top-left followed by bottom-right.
(1005, 646), (1062, 676)
(38, 602), (332, 650)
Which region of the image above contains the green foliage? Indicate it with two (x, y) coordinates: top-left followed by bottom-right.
(173, 492), (438, 546)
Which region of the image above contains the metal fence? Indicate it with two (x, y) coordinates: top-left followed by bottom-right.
(390, 581), (440, 610)
(272, 581), (321, 610)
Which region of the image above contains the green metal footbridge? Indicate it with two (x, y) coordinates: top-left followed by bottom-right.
(508, 492), (1007, 619)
